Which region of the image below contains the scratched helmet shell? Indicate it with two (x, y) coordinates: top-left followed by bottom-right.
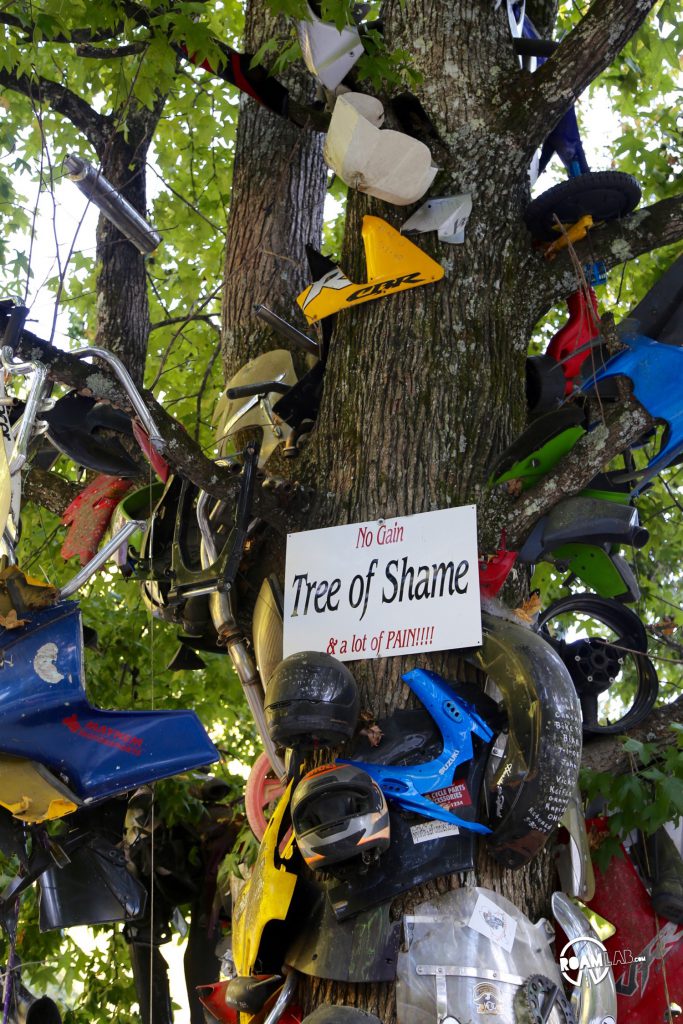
(264, 652), (360, 750)
(292, 763), (390, 870)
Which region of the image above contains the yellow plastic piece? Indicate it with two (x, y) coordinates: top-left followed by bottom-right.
(570, 897), (617, 941)
(545, 214), (594, 258)
(232, 781), (298, 977)
(296, 215), (444, 323)
(0, 755), (80, 822)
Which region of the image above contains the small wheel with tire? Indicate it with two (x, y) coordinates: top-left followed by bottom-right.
(525, 171), (641, 241)
(244, 751), (286, 841)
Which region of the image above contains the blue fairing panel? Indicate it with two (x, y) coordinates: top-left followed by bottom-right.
(0, 601), (218, 800)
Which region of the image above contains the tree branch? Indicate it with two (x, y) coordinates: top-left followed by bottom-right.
(0, 68), (109, 154)
(0, 12), (126, 44)
(503, 398), (655, 549)
(75, 42), (146, 59)
(535, 193), (683, 310)
(14, 329), (315, 532)
(23, 465), (80, 516)
(521, 0), (658, 152)
(581, 695), (683, 773)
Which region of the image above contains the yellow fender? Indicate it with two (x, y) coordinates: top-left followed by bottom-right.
(296, 216), (444, 324)
(0, 755), (80, 823)
(232, 781), (298, 977)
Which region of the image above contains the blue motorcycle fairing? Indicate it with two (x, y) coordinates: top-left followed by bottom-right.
(585, 330), (683, 494)
(0, 601), (218, 801)
(339, 668), (494, 834)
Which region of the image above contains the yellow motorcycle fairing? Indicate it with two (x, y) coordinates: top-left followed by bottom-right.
(296, 216), (444, 324)
(232, 781), (299, 977)
(0, 754), (80, 823)
(212, 350), (298, 467)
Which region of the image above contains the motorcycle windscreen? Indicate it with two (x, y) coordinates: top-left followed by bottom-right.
(324, 93), (437, 206)
(297, 5), (364, 90)
(396, 887), (561, 1024)
(39, 836), (147, 929)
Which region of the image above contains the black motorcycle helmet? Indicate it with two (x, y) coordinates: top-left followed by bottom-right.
(264, 651), (360, 750)
(292, 764), (390, 870)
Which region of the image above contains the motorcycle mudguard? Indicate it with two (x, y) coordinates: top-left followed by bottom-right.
(38, 834), (147, 929)
(555, 786), (595, 903)
(490, 405), (587, 489)
(548, 544), (640, 602)
(471, 614), (583, 869)
(296, 217), (444, 324)
(552, 892), (617, 1024)
(61, 474), (132, 565)
(232, 782), (301, 976)
(212, 350), (298, 466)
(586, 330), (683, 493)
(518, 496), (647, 562)
(285, 888), (400, 983)
(586, 819), (683, 1023)
(328, 808), (475, 922)
(324, 93), (437, 206)
(252, 575), (284, 689)
(43, 392), (140, 478)
(0, 602), (218, 811)
(340, 668), (494, 834)
(629, 253), (683, 346)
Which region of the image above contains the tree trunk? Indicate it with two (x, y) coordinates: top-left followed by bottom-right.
(94, 104), (163, 386)
(299, 3), (561, 1019)
(220, 6), (327, 378)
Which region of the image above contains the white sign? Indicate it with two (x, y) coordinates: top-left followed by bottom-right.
(283, 506), (481, 661)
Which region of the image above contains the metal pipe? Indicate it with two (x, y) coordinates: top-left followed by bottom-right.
(0, 352), (50, 473)
(64, 154), (161, 255)
(254, 305), (320, 356)
(196, 490), (286, 779)
(70, 346), (164, 452)
(59, 520), (147, 599)
(263, 972), (296, 1024)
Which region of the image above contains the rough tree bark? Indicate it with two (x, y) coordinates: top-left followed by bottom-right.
(220, 5), (327, 378)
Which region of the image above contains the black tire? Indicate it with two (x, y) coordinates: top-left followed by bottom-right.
(525, 171), (641, 241)
(536, 595), (659, 735)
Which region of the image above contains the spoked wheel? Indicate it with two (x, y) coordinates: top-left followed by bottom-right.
(536, 595), (658, 735)
(244, 751), (286, 841)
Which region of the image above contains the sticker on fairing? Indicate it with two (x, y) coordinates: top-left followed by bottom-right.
(34, 643), (64, 684)
(468, 892), (517, 952)
(410, 819), (460, 844)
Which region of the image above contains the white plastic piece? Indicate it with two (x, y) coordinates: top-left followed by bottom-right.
(401, 194), (473, 244)
(324, 92), (438, 206)
(297, 5), (365, 91)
